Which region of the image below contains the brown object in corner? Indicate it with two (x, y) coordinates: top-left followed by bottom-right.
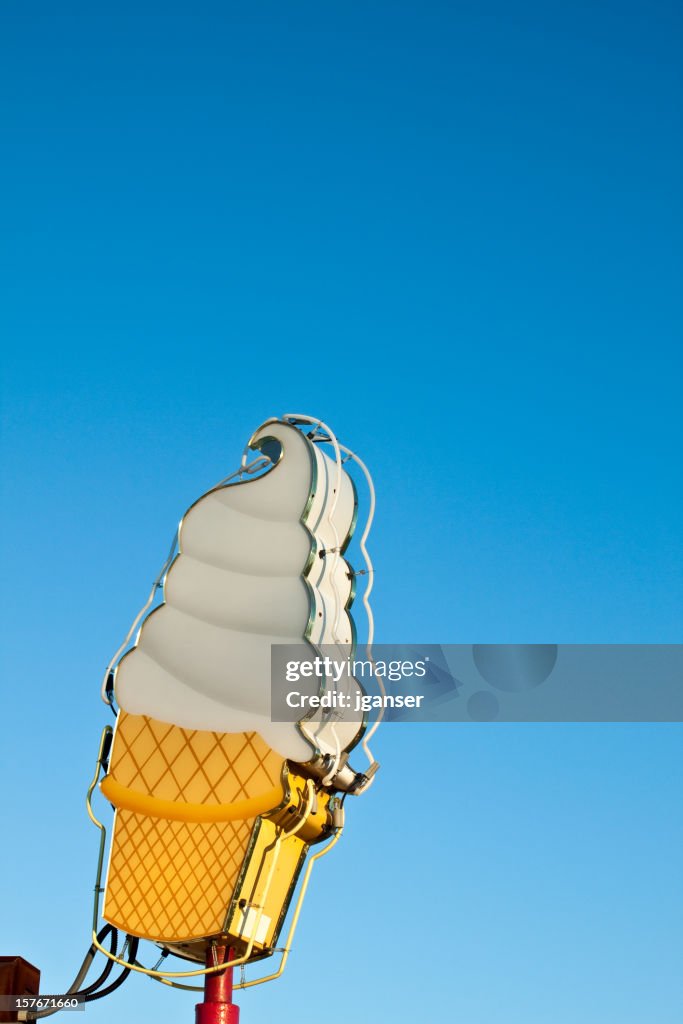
(0, 957), (40, 1023)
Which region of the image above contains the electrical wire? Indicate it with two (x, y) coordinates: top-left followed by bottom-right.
(80, 937), (140, 1002)
(25, 926), (137, 1019)
(75, 927), (118, 996)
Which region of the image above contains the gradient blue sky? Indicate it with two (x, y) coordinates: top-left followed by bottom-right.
(1, 3), (681, 1022)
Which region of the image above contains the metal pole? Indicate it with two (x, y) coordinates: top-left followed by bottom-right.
(195, 946), (240, 1024)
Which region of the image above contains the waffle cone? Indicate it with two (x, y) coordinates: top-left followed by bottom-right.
(102, 711), (286, 943)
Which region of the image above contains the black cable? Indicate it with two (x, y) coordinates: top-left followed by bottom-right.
(26, 925), (120, 1019)
(77, 926), (118, 995)
(81, 936), (139, 1002)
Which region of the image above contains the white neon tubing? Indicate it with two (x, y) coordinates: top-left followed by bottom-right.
(283, 413), (345, 785)
(282, 413), (344, 642)
(100, 533), (177, 703)
(337, 443), (382, 783)
(99, 455), (272, 704)
(284, 416), (381, 783)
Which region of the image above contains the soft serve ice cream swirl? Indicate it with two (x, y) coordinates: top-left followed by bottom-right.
(113, 419), (365, 765)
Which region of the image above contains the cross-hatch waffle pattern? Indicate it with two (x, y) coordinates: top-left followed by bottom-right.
(102, 712), (285, 942)
(109, 713), (284, 806)
(104, 810), (253, 940)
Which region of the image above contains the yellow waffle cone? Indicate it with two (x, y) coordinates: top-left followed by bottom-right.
(101, 711), (286, 943)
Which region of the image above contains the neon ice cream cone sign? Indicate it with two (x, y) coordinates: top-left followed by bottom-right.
(86, 414), (379, 991)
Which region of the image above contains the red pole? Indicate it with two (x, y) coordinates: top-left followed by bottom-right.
(195, 945), (240, 1024)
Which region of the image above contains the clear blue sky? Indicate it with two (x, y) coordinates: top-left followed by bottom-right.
(1, 2), (681, 1022)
